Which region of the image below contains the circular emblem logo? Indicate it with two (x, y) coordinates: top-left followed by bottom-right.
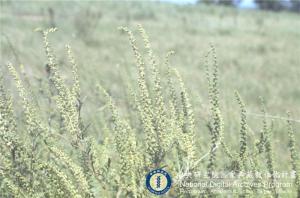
(146, 169), (172, 195)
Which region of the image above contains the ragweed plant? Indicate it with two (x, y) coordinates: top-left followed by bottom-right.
(260, 98), (278, 197)
(206, 44), (227, 178)
(287, 112), (300, 196)
(235, 91), (248, 171)
(98, 85), (142, 197)
(40, 28), (82, 143)
(119, 27), (159, 168)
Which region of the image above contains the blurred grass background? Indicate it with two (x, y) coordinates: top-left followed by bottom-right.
(1, 1), (300, 169)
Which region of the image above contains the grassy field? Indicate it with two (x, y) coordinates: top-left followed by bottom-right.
(1, 1), (300, 197)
